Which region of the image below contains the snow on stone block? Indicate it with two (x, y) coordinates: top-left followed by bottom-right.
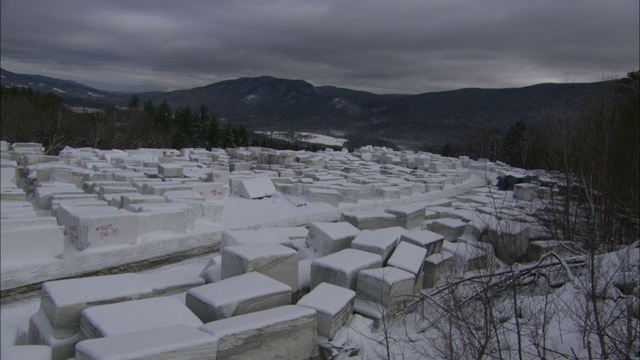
(0, 345), (52, 360)
(126, 203), (194, 231)
(206, 169), (230, 184)
(67, 209), (139, 250)
(221, 244), (298, 291)
(340, 210), (397, 230)
(296, 282), (355, 340)
(0, 225), (64, 269)
(162, 190), (205, 201)
(442, 241), (487, 273)
(35, 185), (85, 209)
(428, 218), (467, 242)
(308, 188), (341, 207)
(351, 227), (407, 264)
(0, 187), (26, 201)
(141, 271), (205, 297)
(237, 176), (276, 199)
(221, 230), (293, 250)
(1, 163), (18, 186)
(513, 183), (539, 201)
(49, 168), (88, 187)
(305, 222), (361, 256)
(399, 230), (445, 255)
(199, 305), (317, 360)
(199, 256), (221, 283)
(385, 203), (427, 229)
(40, 274), (154, 339)
(78, 297), (203, 341)
(356, 267), (416, 314)
(119, 194), (165, 209)
(97, 186), (137, 197)
(74, 324), (217, 360)
(423, 252), (455, 288)
(28, 309), (79, 360)
(310, 248), (383, 291)
(158, 163), (183, 178)
(167, 199), (223, 224)
(191, 182), (227, 200)
(144, 183), (192, 196)
(387, 241), (427, 277)
(375, 186), (401, 199)
(135, 208), (190, 235)
(481, 222), (530, 265)
(526, 240), (583, 262)
(186, 272), (292, 323)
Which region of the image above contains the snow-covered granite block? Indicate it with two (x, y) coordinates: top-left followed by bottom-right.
(119, 194), (165, 208)
(143, 183), (192, 196)
(311, 248), (383, 291)
(442, 241), (487, 273)
(305, 222), (361, 256)
(387, 241), (428, 277)
(28, 309), (79, 360)
(350, 226), (407, 264)
(385, 203), (427, 230)
(1, 224), (64, 269)
(427, 218), (467, 242)
(237, 176), (276, 199)
(222, 230), (293, 250)
(75, 324), (217, 360)
(296, 282), (355, 340)
(35, 185), (85, 209)
(423, 252), (455, 288)
(340, 210), (398, 230)
(167, 199), (223, 224)
(191, 182), (227, 200)
(357, 267), (416, 314)
(78, 297), (203, 341)
(186, 272), (292, 323)
(0, 345), (52, 360)
(207, 169), (230, 184)
(308, 188), (341, 207)
(399, 230), (445, 255)
(40, 274), (154, 339)
(141, 270), (205, 296)
(0, 323), (24, 347)
(375, 186), (401, 199)
(65, 209), (139, 250)
(222, 244), (298, 291)
(158, 163), (183, 178)
(199, 305), (317, 360)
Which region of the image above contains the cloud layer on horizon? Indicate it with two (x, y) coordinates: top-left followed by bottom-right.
(1, 0), (638, 94)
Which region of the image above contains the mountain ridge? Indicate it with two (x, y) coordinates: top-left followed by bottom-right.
(1, 68), (618, 145)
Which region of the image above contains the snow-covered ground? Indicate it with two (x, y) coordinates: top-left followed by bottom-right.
(1, 142), (637, 359)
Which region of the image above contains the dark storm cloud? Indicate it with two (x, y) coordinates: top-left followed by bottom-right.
(1, 0), (638, 93)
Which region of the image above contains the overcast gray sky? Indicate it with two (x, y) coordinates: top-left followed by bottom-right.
(1, 0), (638, 94)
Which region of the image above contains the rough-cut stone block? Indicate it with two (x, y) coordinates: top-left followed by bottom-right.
(351, 226), (407, 264)
(40, 274), (153, 339)
(357, 267), (416, 314)
(387, 241), (428, 277)
(28, 309), (77, 360)
(296, 282), (355, 340)
(399, 230), (445, 255)
(308, 188), (340, 207)
(207, 169), (230, 184)
(199, 305), (317, 360)
(237, 176), (276, 199)
(340, 210), (397, 230)
(186, 272), (292, 323)
(481, 223), (530, 264)
(375, 186), (401, 199)
(66, 209), (139, 250)
(1, 225), (64, 268)
(158, 163), (183, 178)
(428, 218), (467, 242)
(191, 182), (227, 200)
(305, 222), (360, 256)
(75, 324), (217, 360)
(423, 252), (455, 288)
(385, 203), (427, 229)
(222, 244), (299, 291)
(78, 297), (203, 341)
(119, 194), (165, 208)
(442, 241), (487, 272)
(222, 230), (293, 249)
(311, 248), (383, 291)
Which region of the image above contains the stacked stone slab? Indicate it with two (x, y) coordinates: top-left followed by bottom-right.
(221, 243), (299, 291)
(199, 305), (318, 360)
(305, 222), (361, 256)
(310, 248), (383, 290)
(186, 272), (292, 323)
(296, 282), (355, 340)
(350, 226), (407, 264)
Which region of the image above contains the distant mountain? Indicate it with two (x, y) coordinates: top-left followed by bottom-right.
(1, 68), (618, 145)
(0, 68), (127, 107)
